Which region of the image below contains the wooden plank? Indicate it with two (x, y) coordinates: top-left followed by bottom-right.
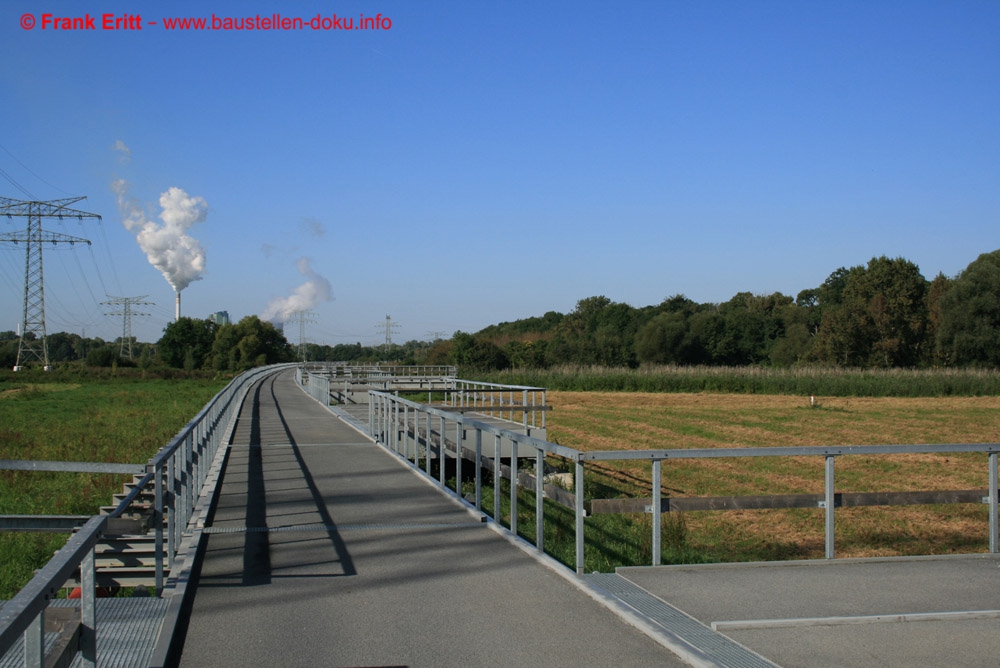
(587, 489), (997, 515)
(428, 404), (552, 413)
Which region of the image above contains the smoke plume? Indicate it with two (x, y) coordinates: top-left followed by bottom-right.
(112, 179), (208, 292)
(261, 257), (333, 324)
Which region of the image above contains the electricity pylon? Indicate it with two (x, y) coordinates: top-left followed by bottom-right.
(289, 310), (316, 363)
(103, 295), (154, 359)
(376, 314), (401, 349)
(0, 196), (99, 370)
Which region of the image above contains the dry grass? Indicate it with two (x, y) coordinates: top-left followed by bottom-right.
(546, 392), (1000, 560)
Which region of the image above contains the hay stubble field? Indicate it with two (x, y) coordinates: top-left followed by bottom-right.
(545, 392), (1000, 561)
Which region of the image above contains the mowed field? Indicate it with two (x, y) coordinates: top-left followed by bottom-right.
(545, 392), (1000, 561)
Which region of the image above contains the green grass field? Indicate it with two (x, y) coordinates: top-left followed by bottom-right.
(0, 373), (228, 598)
(4, 368), (1000, 594)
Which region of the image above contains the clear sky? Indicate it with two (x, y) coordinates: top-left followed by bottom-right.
(1, 1), (997, 347)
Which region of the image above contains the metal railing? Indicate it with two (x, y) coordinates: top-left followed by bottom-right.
(368, 391), (1000, 574)
(447, 379), (548, 434)
(0, 364), (293, 668)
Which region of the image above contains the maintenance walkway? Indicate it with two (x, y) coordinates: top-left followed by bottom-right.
(173, 370), (693, 668)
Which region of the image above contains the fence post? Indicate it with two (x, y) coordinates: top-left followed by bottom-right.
(825, 455), (836, 559)
(652, 459), (662, 566)
(576, 458), (585, 574)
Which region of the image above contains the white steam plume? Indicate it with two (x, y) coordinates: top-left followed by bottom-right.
(112, 179), (208, 292)
(261, 257), (333, 324)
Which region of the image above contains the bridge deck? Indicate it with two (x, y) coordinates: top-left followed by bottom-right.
(174, 370), (690, 668)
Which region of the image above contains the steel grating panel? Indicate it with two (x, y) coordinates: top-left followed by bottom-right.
(204, 521), (486, 534)
(0, 598), (167, 668)
(585, 573), (780, 668)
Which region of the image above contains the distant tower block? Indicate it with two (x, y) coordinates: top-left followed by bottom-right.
(0, 196), (99, 370)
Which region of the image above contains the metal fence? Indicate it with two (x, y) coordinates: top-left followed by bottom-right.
(368, 390), (1000, 574)
(0, 364), (292, 668)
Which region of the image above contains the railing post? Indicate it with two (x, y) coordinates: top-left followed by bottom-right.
(81, 548), (97, 667)
(439, 415), (446, 487)
(510, 439), (518, 538)
(990, 452), (998, 554)
(475, 428), (483, 511)
(825, 455), (836, 560)
(536, 447), (544, 552)
(494, 433), (502, 521)
(522, 389), (528, 429)
(455, 419), (463, 497)
(575, 458), (585, 574)
(424, 411), (431, 477)
(154, 460), (165, 593)
(652, 459), (662, 566)
(25, 610), (42, 668)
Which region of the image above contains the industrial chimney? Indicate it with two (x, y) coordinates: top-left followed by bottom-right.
(175, 291), (181, 321)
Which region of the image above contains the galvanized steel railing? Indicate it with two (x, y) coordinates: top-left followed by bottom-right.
(0, 364), (293, 668)
(368, 391), (1000, 574)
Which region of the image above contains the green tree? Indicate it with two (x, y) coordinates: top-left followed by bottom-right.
(936, 250), (1000, 367)
(814, 257), (928, 367)
(211, 316), (291, 371)
(158, 317), (218, 369)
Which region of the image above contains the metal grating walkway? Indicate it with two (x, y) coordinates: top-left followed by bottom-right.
(585, 573), (780, 668)
(0, 598), (167, 668)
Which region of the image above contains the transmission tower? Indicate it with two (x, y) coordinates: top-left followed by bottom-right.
(0, 196), (99, 370)
(376, 314), (401, 349)
(289, 310), (316, 363)
(102, 295), (154, 359)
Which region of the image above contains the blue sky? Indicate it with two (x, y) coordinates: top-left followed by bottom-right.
(1, 1), (997, 347)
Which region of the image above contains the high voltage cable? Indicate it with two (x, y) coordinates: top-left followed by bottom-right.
(0, 166), (35, 199)
(0, 143), (71, 196)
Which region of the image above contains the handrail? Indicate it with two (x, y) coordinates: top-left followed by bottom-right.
(368, 390), (1000, 574)
(0, 364), (295, 668)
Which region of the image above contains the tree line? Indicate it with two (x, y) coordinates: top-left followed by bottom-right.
(7, 250), (996, 373)
(447, 250), (1000, 371)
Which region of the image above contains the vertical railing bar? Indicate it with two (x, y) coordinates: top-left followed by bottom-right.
(522, 389), (528, 429)
(80, 547), (97, 667)
(439, 415), (446, 487)
(536, 447), (544, 552)
(510, 439), (518, 538)
(424, 411), (431, 477)
(652, 459), (662, 566)
(154, 460), (164, 593)
(455, 419), (463, 497)
(990, 452), (998, 554)
(825, 455), (836, 560)
(494, 433), (502, 522)
(475, 428), (483, 511)
(25, 609), (42, 668)
(575, 458), (585, 574)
